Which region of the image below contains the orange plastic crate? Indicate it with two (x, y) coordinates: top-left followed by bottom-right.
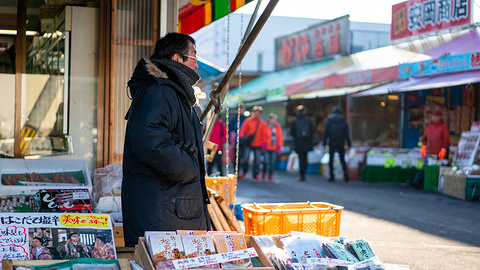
(241, 202), (343, 237)
(205, 174), (237, 205)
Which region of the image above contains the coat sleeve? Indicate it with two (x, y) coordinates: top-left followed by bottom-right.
(323, 119), (330, 146)
(290, 119), (296, 138)
(441, 124), (450, 150)
(276, 124), (284, 147)
(127, 85), (198, 184)
(344, 121), (352, 147)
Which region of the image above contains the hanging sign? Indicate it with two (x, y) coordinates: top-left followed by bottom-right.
(399, 50), (480, 78)
(0, 213), (115, 264)
(275, 15), (350, 70)
(391, 0), (472, 41)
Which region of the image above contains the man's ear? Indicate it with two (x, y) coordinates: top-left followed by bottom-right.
(172, 53), (182, 62)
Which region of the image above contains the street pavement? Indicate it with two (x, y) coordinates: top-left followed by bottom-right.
(234, 170), (480, 270)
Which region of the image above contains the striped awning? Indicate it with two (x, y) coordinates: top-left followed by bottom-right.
(179, 0), (254, 34)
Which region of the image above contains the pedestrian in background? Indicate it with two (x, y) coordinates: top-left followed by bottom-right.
(239, 106), (267, 180)
(323, 105), (351, 182)
(263, 113), (283, 181)
(290, 105), (314, 181)
(409, 109), (450, 189)
(207, 117), (227, 176)
(421, 109), (450, 161)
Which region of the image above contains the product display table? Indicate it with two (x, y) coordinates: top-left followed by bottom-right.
(362, 165), (418, 183)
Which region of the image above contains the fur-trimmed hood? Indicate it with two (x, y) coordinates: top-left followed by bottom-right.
(127, 58), (168, 100)
(127, 57), (199, 106)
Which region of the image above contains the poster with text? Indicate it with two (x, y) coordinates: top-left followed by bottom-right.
(0, 213), (116, 264)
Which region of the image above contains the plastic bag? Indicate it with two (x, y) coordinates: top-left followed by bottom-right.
(287, 152), (299, 173)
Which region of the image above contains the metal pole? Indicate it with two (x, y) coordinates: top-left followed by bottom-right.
(200, 0), (279, 123)
(242, 0), (263, 45)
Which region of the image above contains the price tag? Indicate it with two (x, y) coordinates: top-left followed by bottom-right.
(307, 258), (354, 265)
(171, 247), (257, 269)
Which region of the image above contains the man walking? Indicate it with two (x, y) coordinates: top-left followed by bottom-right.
(290, 105), (314, 181)
(323, 105), (351, 182)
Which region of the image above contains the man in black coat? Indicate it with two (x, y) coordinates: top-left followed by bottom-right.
(122, 33), (210, 247)
(290, 105), (314, 181)
(323, 105), (352, 182)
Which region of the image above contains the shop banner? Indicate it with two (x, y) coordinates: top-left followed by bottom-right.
(0, 213), (115, 263)
(275, 15), (350, 70)
(286, 66), (398, 95)
(399, 50), (480, 78)
(391, 0), (472, 41)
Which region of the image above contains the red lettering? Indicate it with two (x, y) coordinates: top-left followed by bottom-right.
(279, 38), (294, 66)
(328, 33), (340, 54)
(295, 34), (310, 62)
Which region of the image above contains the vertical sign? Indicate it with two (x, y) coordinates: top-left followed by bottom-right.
(391, 0), (472, 41)
(275, 15), (350, 70)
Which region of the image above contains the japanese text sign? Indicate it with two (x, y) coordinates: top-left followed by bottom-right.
(0, 213), (113, 264)
(275, 15), (350, 70)
(399, 50), (480, 78)
(391, 0), (472, 41)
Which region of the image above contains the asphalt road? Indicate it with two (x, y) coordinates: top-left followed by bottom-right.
(234, 171), (480, 270)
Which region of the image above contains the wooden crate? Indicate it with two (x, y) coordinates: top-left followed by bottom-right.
(134, 235), (273, 270)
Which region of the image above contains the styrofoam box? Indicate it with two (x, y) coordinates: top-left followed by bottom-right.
(95, 196), (122, 213)
(0, 158), (92, 196)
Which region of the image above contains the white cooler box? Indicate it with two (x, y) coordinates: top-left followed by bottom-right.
(0, 158), (92, 197)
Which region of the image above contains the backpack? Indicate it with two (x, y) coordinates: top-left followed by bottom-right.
(295, 116), (311, 139)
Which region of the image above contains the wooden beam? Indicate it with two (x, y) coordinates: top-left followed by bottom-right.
(14, 0), (27, 158)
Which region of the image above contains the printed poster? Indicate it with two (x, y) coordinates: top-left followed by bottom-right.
(0, 213), (116, 264)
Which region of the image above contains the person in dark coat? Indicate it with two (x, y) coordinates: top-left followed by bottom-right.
(290, 105), (314, 181)
(323, 105), (351, 182)
(122, 32), (210, 247)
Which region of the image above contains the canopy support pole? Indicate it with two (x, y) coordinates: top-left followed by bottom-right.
(201, 0), (279, 146)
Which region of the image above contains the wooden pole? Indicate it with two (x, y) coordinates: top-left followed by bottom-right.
(216, 195), (244, 233)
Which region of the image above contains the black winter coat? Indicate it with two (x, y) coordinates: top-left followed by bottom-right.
(323, 112), (351, 147)
(122, 58), (210, 247)
(290, 114), (314, 153)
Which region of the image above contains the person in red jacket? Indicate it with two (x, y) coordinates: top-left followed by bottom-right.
(239, 106), (267, 180)
(262, 113), (283, 181)
(421, 109), (450, 160)
(207, 117), (227, 176)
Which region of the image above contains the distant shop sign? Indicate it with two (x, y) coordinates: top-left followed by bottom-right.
(399, 50), (480, 78)
(391, 0), (472, 41)
(274, 15), (350, 70)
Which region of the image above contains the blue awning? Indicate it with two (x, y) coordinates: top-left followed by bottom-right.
(197, 57), (225, 81)
(227, 59), (336, 104)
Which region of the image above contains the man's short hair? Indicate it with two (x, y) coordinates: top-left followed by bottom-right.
(151, 32), (195, 62)
(252, 106), (263, 112)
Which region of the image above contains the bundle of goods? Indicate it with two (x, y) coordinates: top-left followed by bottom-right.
(0, 195), (38, 212)
(93, 163), (123, 212)
(253, 231), (391, 270)
(1, 172), (83, 185)
(442, 165), (480, 201)
(138, 230), (268, 270)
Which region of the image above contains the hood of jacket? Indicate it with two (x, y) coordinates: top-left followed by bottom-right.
(127, 58), (199, 106)
(328, 112), (345, 123)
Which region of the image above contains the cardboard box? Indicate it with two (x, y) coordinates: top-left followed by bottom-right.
(113, 226), (125, 248)
(134, 235), (274, 270)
